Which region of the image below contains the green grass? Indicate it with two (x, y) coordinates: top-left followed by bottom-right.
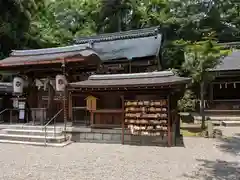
(180, 129), (203, 137)
(180, 123), (206, 137)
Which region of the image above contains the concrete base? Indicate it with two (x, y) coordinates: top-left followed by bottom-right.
(0, 124), (175, 146)
(69, 128), (169, 146)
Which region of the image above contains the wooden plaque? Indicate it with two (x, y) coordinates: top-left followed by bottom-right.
(85, 95), (97, 111)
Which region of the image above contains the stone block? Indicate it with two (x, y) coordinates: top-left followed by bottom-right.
(94, 133), (103, 140)
(86, 133), (94, 140)
(80, 133), (86, 140)
(112, 134), (121, 141)
(103, 134), (112, 141)
(124, 135), (131, 141)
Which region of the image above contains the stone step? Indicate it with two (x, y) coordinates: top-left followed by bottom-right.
(0, 124), (64, 131)
(194, 116), (240, 121)
(0, 139), (72, 147)
(2, 129), (63, 136)
(0, 134), (67, 143)
(222, 121), (240, 127)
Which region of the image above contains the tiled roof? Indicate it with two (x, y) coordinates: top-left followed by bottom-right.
(70, 71), (190, 88)
(1, 26), (162, 67)
(74, 26), (162, 62)
(0, 49), (100, 67)
(75, 26), (160, 43)
(212, 51), (240, 71)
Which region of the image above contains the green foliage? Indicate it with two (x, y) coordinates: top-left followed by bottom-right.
(181, 37), (230, 84)
(0, 0), (240, 61)
(178, 89), (197, 112)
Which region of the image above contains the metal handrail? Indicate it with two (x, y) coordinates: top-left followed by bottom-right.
(43, 109), (63, 146)
(0, 108), (19, 124)
(0, 109), (8, 123)
(0, 108), (8, 115)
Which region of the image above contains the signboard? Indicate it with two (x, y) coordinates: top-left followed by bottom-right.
(85, 96), (98, 111)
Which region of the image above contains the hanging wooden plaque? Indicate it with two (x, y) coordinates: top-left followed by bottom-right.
(85, 95), (98, 111)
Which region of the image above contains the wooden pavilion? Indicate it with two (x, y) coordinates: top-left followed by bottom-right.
(68, 71), (190, 146)
(0, 45), (101, 124)
(206, 51), (240, 112)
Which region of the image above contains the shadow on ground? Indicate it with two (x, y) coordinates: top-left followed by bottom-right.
(184, 159), (240, 180)
(216, 133), (240, 156)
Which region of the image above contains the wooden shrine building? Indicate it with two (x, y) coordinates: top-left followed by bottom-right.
(206, 51), (240, 111)
(0, 26), (163, 125)
(68, 71), (190, 146)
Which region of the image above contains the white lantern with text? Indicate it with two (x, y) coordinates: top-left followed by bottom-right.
(55, 75), (67, 92)
(13, 77), (24, 93)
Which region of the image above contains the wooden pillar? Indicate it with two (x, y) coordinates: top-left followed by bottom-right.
(90, 111), (94, 127)
(121, 95), (125, 145)
(210, 83), (213, 102)
(200, 81), (205, 129)
(128, 60), (132, 73)
(68, 92), (72, 122)
(167, 95), (172, 147)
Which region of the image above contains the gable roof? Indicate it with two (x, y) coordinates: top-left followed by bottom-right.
(69, 71), (190, 89)
(0, 26), (162, 68)
(0, 48), (100, 67)
(74, 26), (162, 62)
(212, 51), (240, 71)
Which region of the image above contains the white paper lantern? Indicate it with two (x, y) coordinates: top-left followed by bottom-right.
(55, 75), (67, 91)
(13, 77), (24, 93)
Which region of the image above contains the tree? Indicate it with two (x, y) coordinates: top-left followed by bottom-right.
(0, 0), (44, 58)
(30, 0), (101, 46)
(181, 34), (230, 128)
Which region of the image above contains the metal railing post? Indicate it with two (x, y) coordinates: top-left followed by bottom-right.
(54, 117), (56, 137)
(42, 109), (63, 145)
(44, 127), (47, 146)
(10, 109), (12, 124)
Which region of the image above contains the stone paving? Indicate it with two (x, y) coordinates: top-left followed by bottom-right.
(0, 128), (239, 180)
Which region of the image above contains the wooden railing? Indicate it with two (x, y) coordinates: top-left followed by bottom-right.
(72, 107), (90, 126)
(91, 109), (123, 128)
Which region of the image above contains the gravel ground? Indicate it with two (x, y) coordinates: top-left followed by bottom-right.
(0, 137), (239, 180)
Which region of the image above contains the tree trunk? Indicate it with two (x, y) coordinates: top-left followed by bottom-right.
(200, 81), (206, 129)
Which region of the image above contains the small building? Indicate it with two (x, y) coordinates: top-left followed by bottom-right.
(68, 71), (190, 146)
(206, 51), (240, 111)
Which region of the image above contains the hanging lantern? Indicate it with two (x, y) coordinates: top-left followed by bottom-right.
(234, 83), (236, 88)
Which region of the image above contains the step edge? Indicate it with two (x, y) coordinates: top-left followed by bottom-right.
(0, 134), (66, 139)
(0, 139), (72, 147)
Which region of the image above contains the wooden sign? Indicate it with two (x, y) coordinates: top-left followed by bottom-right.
(85, 95), (98, 111)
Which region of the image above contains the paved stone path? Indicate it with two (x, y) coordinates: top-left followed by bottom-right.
(0, 129), (239, 180)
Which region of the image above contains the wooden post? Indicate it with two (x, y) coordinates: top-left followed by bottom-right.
(90, 111), (94, 127)
(200, 81), (205, 129)
(68, 92), (72, 122)
(129, 61), (132, 73)
(167, 95), (172, 147)
(121, 95), (125, 144)
(210, 83), (213, 102)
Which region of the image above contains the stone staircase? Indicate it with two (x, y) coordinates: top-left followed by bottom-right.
(0, 125), (71, 147)
(191, 113), (240, 126)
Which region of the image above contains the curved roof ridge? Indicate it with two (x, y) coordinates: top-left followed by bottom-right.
(11, 44), (89, 57)
(75, 26), (160, 44)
